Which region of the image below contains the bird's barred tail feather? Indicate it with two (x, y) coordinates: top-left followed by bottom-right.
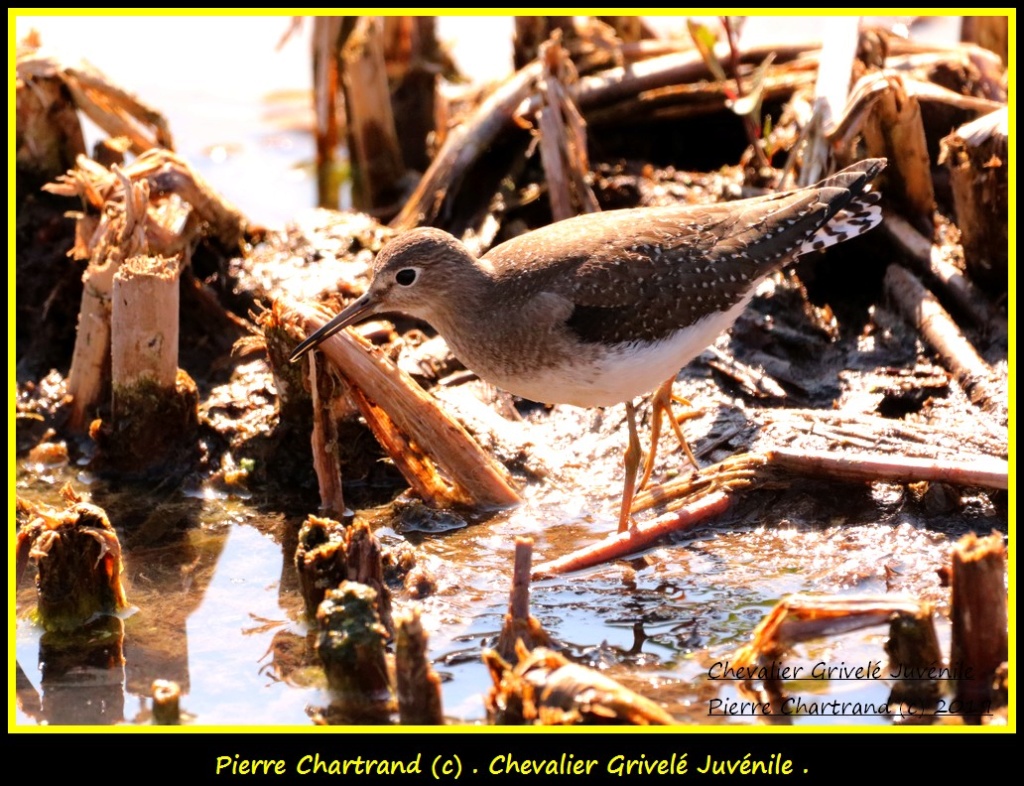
(798, 158), (886, 254)
(799, 190), (882, 254)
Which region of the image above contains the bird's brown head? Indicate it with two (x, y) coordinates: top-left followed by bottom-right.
(289, 227), (484, 362)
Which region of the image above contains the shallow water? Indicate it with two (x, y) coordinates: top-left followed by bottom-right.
(16, 430), (981, 727)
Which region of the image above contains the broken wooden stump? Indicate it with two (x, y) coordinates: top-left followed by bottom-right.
(315, 582), (392, 712)
(295, 515), (392, 634)
(16, 490), (128, 631)
(535, 34), (600, 221)
(382, 17), (446, 173)
(884, 607), (943, 709)
(394, 606), (444, 725)
(63, 170), (151, 429)
(151, 679), (182, 725)
(45, 150), (247, 432)
(496, 537), (552, 660)
(940, 108), (1008, 295)
(98, 253), (200, 473)
(17, 32), (173, 194)
(861, 74), (934, 228)
(949, 532), (1007, 723)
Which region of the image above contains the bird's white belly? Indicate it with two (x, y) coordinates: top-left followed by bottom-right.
(485, 294), (755, 407)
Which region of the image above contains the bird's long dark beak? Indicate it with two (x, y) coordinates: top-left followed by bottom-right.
(289, 292), (375, 362)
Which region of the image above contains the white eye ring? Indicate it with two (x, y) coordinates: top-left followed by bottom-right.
(396, 268), (417, 286)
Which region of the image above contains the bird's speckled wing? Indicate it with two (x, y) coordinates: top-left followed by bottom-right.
(483, 159), (884, 345)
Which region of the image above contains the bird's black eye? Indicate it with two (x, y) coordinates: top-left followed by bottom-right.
(396, 268), (417, 286)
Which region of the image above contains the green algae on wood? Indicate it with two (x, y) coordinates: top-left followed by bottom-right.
(315, 582), (392, 703)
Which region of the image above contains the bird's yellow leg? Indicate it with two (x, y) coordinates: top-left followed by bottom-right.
(638, 377), (701, 491)
(618, 400), (643, 533)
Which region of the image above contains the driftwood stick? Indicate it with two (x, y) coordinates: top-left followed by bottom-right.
(765, 447), (1008, 491)
(290, 303), (521, 509)
(308, 354), (346, 517)
(756, 407), (1006, 459)
(632, 453), (764, 514)
(533, 491), (731, 577)
(347, 385), (468, 507)
(568, 42), (820, 113)
(62, 62), (174, 153)
(585, 66), (816, 126)
(884, 264), (1003, 413)
(883, 211), (999, 329)
(633, 445), (1005, 520)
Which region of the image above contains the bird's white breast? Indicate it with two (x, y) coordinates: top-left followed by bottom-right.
(469, 292), (756, 408)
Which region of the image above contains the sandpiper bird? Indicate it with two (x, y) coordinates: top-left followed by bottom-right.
(291, 159), (886, 532)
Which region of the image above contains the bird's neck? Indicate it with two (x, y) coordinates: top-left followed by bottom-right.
(415, 256), (497, 337)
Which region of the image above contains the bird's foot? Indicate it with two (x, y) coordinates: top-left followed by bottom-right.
(638, 378), (702, 492)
